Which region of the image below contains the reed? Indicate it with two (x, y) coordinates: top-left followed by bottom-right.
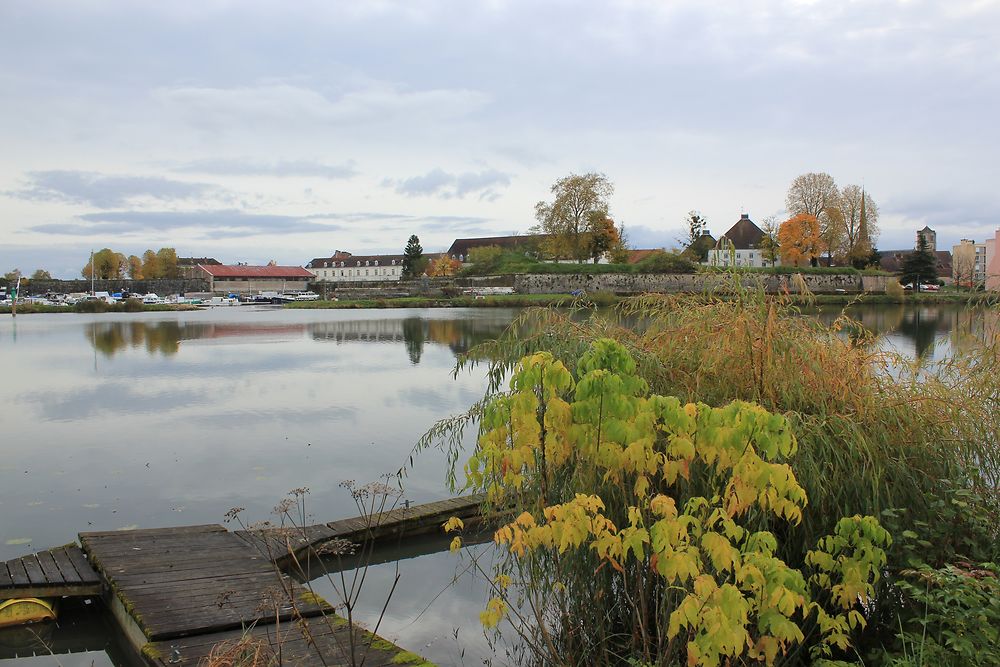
(431, 280), (1000, 664)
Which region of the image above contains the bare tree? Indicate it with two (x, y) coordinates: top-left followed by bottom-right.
(758, 215), (781, 266)
(786, 172), (842, 266)
(836, 185), (879, 266)
(952, 243), (977, 288)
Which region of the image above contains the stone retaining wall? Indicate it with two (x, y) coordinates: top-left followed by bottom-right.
(513, 272), (868, 295)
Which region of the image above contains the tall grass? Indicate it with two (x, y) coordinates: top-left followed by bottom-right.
(429, 280), (1000, 663)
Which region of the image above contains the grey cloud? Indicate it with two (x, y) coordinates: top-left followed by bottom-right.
(174, 158), (359, 179)
(153, 82), (490, 130)
(27, 209), (492, 241)
(385, 168), (511, 201)
(6, 171), (217, 208)
(30, 210), (341, 239)
(885, 192), (997, 230)
(620, 225), (671, 250)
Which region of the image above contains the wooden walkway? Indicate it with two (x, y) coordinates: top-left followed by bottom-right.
(0, 495), (485, 666)
(235, 494), (486, 564)
(0, 545), (101, 600)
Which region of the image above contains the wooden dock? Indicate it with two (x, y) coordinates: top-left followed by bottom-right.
(0, 545), (101, 600)
(0, 494), (485, 666)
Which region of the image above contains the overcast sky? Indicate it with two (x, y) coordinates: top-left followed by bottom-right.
(2, 0), (998, 277)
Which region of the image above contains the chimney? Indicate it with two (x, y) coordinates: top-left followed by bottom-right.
(740, 213), (750, 220)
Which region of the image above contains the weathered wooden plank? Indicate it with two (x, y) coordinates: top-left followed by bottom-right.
(50, 546), (84, 584)
(0, 562), (13, 588)
(34, 550), (65, 585)
(0, 582), (102, 600)
(105, 560), (279, 585)
(80, 524), (226, 539)
(65, 545), (101, 583)
(143, 615), (410, 667)
(19, 554), (46, 585)
(82, 540), (256, 559)
(105, 571), (289, 595)
(97, 552), (270, 575)
(143, 601), (330, 641)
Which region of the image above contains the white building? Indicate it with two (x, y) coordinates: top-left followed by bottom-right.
(705, 214), (779, 268)
(307, 252), (407, 282)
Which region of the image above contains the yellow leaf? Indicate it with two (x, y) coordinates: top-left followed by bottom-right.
(442, 516), (465, 533)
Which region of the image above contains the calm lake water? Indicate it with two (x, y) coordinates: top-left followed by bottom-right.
(0, 303), (995, 666)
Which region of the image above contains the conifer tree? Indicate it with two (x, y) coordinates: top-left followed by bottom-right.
(402, 235), (427, 279)
(900, 232), (938, 291)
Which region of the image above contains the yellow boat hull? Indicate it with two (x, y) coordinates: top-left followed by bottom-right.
(0, 598), (57, 629)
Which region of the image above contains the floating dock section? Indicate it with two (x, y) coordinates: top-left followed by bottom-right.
(0, 495), (485, 666)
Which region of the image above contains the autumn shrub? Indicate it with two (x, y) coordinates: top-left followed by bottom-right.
(885, 280), (905, 300)
(425, 284), (1000, 664)
(468, 245), (505, 266)
(73, 298), (110, 313)
(122, 297), (144, 312)
(633, 249), (695, 273)
(444, 339), (892, 665)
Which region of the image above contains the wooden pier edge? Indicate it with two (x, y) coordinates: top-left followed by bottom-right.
(0, 495), (491, 665)
(77, 495), (490, 666)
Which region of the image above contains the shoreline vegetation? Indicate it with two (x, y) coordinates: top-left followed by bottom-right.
(1, 289), (996, 315)
(421, 285), (999, 666)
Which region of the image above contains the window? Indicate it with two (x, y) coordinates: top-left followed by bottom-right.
(374, 260), (379, 266)
(365, 269), (369, 276)
(391, 259), (396, 266)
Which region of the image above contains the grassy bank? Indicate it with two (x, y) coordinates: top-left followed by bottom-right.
(285, 294), (582, 309)
(290, 290), (993, 309)
(0, 302), (199, 315)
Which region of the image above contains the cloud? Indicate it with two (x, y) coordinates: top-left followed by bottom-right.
(26, 209), (494, 241)
(174, 158), (359, 179)
(385, 168), (511, 201)
(885, 192), (998, 231)
(5, 171), (217, 208)
(152, 82), (490, 130)
(29, 210), (341, 239)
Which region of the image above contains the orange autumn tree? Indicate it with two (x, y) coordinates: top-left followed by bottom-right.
(778, 213), (822, 267)
(427, 256), (462, 277)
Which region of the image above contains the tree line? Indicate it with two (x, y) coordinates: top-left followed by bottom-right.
(82, 248), (181, 280)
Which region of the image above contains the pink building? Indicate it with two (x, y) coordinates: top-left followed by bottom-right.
(987, 230), (1000, 291)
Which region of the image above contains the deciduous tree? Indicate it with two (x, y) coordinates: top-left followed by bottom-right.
(952, 243), (977, 288)
(586, 212), (619, 263)
(533, 172), (614, 262)
(758, 215), (781, 267)
(835, 185), (879, 267)
(155, 247), (180, 278)
(82, 248), (127, 279)
(606, 223), (630, 264)
(679, 211), (712, 262)
(30, 269), (51, 280)
(127, 255), (143, 279)
(778, 213), (822, 267)
(786, 172), (842, 266)
(141, 249), (160, 278)
(427, 255), (462, 277)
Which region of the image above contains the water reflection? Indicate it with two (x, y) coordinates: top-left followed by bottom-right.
(815, 303), (998, 361)
(85, 314), (513, 363)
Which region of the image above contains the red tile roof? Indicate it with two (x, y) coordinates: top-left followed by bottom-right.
(199, 264), (314, 278)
